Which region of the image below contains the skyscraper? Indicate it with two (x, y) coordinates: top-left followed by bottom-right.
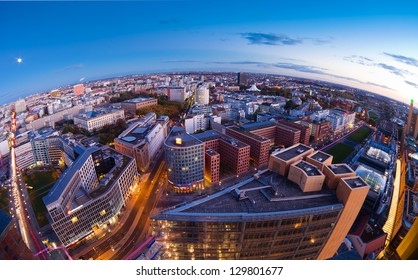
(153, 149), (369, 260)
(237, 72), (247, 86)
(14, 99), (26, 113)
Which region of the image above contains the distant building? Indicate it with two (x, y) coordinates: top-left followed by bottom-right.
(195, 86), (209, 105)
(237, 72), (247, 86)
(121, 97), (158, 114)
(168, 87), (187, 102)
(14, 99), (26, 113)
(73, 84), (85, 96)
(184, 114), (208, 134)
(50, 89), (61, 98)
(74, 108), (124, 132)
(43, 146), (138, 246)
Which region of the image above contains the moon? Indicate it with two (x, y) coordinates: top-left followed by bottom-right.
(17, 58), (22, 64)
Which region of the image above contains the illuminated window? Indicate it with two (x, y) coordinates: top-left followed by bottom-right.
(71, 217), (78, 223)
(100, 210), (106, 216)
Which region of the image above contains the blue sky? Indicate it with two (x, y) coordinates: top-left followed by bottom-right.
(1, 0), (418, 105)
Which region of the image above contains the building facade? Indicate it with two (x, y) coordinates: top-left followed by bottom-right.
(43, 147), (138, 246)
(121, 97), (158, 114)
(164, 127), (205, 193)
(74, 109), (125, 132)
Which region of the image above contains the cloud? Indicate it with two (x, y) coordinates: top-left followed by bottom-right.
(365, 81), (394, 91)
(384, 52), (418, 67)
(54, 64), (84, 73)
(159, 18), (181, 25)
(343, 55), (374, 65)
(162, 60), (200, 63)
(272, 62), (328, 74)
(377, 63), (410, 77)
(240, 32), (302, 46)
(405, 80), (418, 88)
(240, 32), (332, 46)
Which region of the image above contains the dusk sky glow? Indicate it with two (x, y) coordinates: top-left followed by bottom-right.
(1, 0), (418, 105)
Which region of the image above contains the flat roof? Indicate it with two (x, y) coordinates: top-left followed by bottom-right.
(294, 161), (322, 176)
(238, 121), (276, 131)
(219, 136), (249, 149)
(116, 123), (161, 146)
(343, 177), (368, 189)
(327, 164), (354, 175)
(273, 143), (312, 161)
(153, 171), (342, 222)
(164, 126), (203, 148)
(193, 130), (221, 142)
(227, 126), (270, 142)
(43, 146), (100, 206)
(309, 151), (332, 162)
(205, 148), (219, 157)
(121, 97), (156, 104)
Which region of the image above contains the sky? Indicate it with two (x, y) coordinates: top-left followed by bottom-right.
(1, 0), (418, 105)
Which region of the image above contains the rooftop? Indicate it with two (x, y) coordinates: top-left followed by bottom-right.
(272, 143), (313, 161)
(205, 148), (219, 157)
(153, 171), (342, 222)
(164, 126), (203, 148)
(227, 126), (270, 142)
(355, 165), (386, 193)
(327, 164), (354, 175)
(43, 146), (100, 206)
(121, 97), (156, 104)
(238, 121), (276, 132)
(309, 151), (332, 162)
(294, 161), (322, 176)
(193, 130), (221, 142)
(343, 176), (368, 189)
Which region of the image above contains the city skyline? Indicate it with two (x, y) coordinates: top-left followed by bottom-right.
(1, 1), (418, 105)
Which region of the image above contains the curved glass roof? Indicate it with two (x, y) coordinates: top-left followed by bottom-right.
(355, 165), (387, 194)
(366, 147), (390, 164)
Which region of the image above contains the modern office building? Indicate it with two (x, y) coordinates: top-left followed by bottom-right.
(204, 148), (220, 184)
(195, 86), (209, 105)
(153, 168), (369, 260)
(14, 141), (35, 170)
(73, 108), (125, 132)
(121, 97), (158, 114)
(278, 120), (311, 145)
(43, 146), (138, 246)
(194, 130), (250, 179)
(114, 117), (166, 172)
(168, 87), (187, 102)
(164, 127), (205, 193)
(326, 108), (356, 131)
(226, 121), (310, 168)
(73, 84), (85, 96)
